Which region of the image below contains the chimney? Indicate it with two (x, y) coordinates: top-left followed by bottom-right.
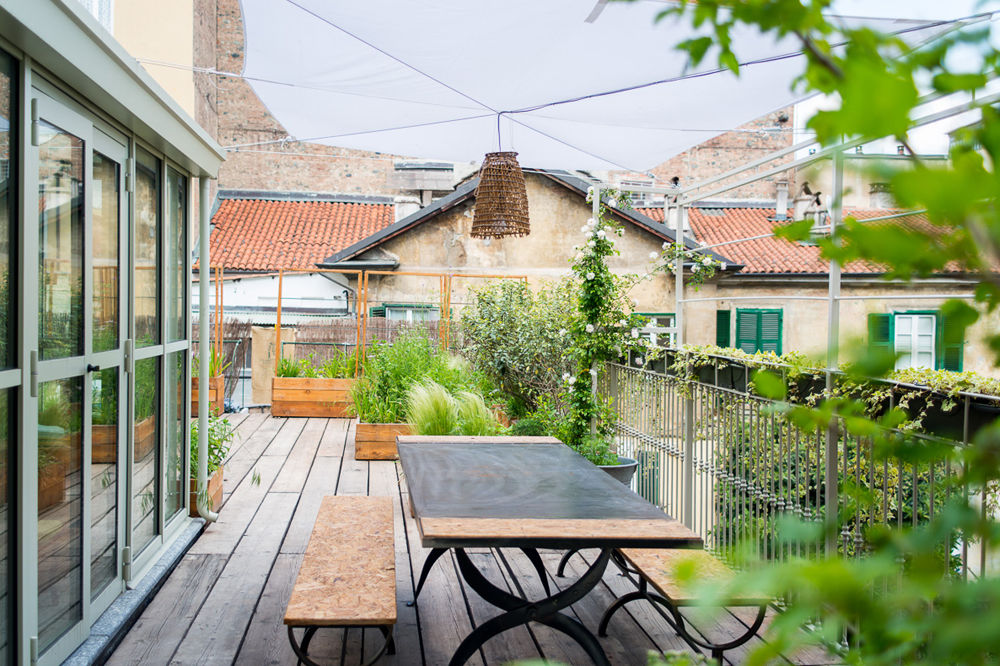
(774, 179), (789, 220)
(792, 182), (814, 221)
(394, 195), (421, 221)
(869, 182), (894, 209)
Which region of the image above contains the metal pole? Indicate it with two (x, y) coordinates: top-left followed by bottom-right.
(197, 176), (218, 522)
(591, 187), (601, 437)
(673, 198), (685, 346)
(824, 151), (844, 553)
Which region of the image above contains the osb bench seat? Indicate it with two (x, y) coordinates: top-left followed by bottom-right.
(284, 495), (396, 666)
(598, 548), (769, 663)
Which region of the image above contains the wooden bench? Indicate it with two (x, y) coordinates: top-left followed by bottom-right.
(284, 496), (396, 666)
(598, 548), (768, 662)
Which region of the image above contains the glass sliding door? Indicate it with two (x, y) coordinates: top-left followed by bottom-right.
(30, 93), (129, 663)
(0, 46), (16, 666)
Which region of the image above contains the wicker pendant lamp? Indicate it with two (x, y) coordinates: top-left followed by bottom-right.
(471, 150), (530, 238)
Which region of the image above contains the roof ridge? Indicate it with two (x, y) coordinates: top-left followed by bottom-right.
(218, 189), (395, 205)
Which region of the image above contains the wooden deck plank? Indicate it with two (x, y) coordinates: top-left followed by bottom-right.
(265, 417), (308, 457)
(270, 418), (326, 493)
(222, 415), (284, 502)
(316, 418), (349, 458)
(171, 492), (298, 664)
(234, 553), (303, 665)
(106, 553), (228, 666)
(336, 422), (369, 496)
(280, 455), (344, 555)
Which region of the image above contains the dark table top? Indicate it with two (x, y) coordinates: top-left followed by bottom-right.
(397, 437), (703, 549)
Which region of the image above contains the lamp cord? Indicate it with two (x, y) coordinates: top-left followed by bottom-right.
(497, 113), (502, 152)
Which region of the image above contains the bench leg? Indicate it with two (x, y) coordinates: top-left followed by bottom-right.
(361, 626), (395, 666)
(288, 626), (323, 666)
(597, 590), (647, 637)
(408, 547), (447, 606)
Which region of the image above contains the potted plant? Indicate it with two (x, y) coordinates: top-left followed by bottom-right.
(351, 332), (490, 459)
(271, 350), (357, 417)
(189, 412), (236, 516)
(192, 347), (228, 415)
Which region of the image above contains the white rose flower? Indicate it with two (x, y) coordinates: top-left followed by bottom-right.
(619, 319), (628, 327)
(649, 251), (658, 260)
(580, 225), (588, 233)
(702, 256), (712, 265)
(634, 356), (644, 366)
(631, 328), (639, 339)
(568, 376), (577, 385)
(596, 229), (606, 239)
(585, 323), (595, 333)
(587, 217), (596, 227)
(558, 328), (567, 336)
(662, 241), (669, 250)
(588, 240), (596, 248)
(608, 199), (618, 209)
(562, 372), (571, 382)
(692, 264), (700, 272)
(632, 298), (639, 307)
(586, 272), (595, 280)
(720, 262), (727, 270)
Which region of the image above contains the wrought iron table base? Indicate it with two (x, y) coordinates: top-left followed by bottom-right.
(448, 547), (614, 666)
(597, 567), (766, 663)
(287, 624), (395, 666)
(409, 547), (551, 606)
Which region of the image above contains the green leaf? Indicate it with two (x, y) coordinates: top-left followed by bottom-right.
(932, 71), (988, 93)
(752, 369), (787, 400)
(773, 218), (816, 241)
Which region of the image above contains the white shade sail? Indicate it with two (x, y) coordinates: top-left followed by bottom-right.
(240, 0), (977, 171)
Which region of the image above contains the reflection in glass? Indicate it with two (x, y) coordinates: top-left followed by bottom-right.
(91, 368), (118, 596)
(135, 148), (160, 346)
(165, 169), (186, 342)
(0, 390), (10, 662)
(0, 49), (15, 370)
(38, 377), (83, 652)
(93, 153), (119, 353)
(132, 358), (159, 554)
(164, 352), (185, 519)
(38, 121), (84, 360)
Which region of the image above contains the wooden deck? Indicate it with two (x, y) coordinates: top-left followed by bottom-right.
(108, 413), (834, 666)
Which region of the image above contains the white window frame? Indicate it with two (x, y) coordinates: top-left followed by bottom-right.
(893, 312), (936, 370)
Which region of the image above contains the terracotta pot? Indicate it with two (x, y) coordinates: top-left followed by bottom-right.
(271, 377), (355, 417)
(189, 465), (224, 517)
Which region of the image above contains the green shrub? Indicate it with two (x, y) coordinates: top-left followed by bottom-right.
(455, 390), (501, 436)
(190, 413), (236, 475)
(509, 416), (546, 437)
(460, 278), (577, 413)
(351, 331), (491, 423)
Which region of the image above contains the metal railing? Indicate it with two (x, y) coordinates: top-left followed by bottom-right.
(602, 361), (996, 578)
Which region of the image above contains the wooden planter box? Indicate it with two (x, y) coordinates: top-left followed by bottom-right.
(189, 466), (224, 517)
(354, 423), (412, 460)
(192, 376), (225, 415)
(271, 377), (355, 418)
(39, 460), (67, 512)
(134, 415), (157, 461)
(92, 424), (117, 464)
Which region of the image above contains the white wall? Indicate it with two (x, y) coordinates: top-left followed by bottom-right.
(192, 272), (353, 315)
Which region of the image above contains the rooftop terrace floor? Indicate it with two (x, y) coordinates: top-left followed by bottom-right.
(108, 413), (835, 665)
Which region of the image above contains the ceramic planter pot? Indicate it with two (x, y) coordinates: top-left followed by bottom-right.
(600, 455), (639, 485)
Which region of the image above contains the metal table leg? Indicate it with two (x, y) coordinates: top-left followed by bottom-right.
(449, 547), (613, 666)
(408, 547), (447, 606)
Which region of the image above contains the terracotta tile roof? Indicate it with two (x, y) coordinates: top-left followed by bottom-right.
(637, 205), (942, 275)
(206, 193), (395, 272)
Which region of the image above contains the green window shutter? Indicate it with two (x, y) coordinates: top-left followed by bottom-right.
(369, 305), (386, 318)
(867, 313), (893, 357)
(735, 310), (759, 353)
(759, 310), (782, 354)
(715, 310), (731, 347)
(935, 312), (964, 372)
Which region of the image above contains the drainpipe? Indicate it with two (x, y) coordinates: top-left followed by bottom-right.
(198, 176), (219, 522)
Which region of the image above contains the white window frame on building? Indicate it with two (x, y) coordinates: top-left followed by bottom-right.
(893, 312), (936, 370)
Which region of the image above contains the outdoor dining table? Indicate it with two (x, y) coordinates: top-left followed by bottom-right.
(397, 436), (703, 666)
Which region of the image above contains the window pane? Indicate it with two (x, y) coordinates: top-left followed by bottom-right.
(38, 121), (84, 360)
(164, 352), (185, 519)
(0, 50), (15, 369)
(93, 152), (119, 352)
(91, 367), (118, 596)
(135, 149), (160, 346)
(133, 357), (159, 553)
(38, 377), (83, 652)
(165, 168), (186, 342)
(0, 389), (11, 662)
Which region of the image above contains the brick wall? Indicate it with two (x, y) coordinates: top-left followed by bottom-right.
(211, 0), (403, 195)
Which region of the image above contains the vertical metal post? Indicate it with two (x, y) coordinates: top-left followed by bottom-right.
(197, 176), (218, 522)
(824, 152), (844, 553)
(672, 196), (685, 347)
(683, 391), (695, 528)
(591, 187), (601, 437)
